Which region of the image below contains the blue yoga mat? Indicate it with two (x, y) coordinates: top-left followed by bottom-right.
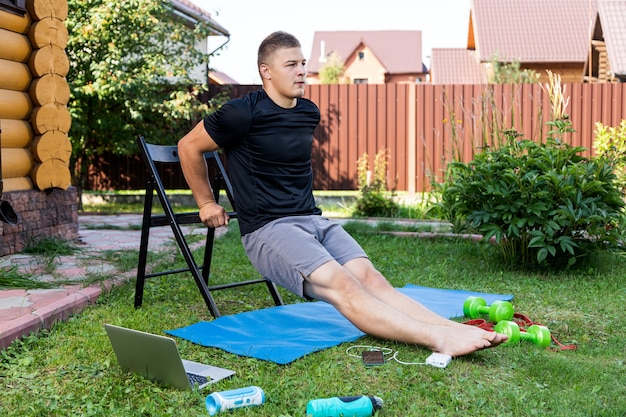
(166, 285), (514, 365)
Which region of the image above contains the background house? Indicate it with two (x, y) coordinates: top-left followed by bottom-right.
(307, 31), (427, 84)
(173, 0), (230, 83)
(431, 0), (626, 84)
(209, 70), (239, 85)
(430, 48), (487, 84)
(590, 0), (626, 82)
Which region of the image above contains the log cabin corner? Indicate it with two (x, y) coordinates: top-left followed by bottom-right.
(0, 0), (76, 256)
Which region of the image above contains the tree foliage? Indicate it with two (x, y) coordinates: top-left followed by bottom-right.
(319, 51), (346, 84)
(66, 0), (221, 189)
(433, 71), (626, 269)
(354, 149), (398, 217)
(488, 55), (539, 84)
(593, 120), (626, 195)
(439, 124), (625, 269)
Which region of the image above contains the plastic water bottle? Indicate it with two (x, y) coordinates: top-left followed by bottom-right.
(306, 395), (384, 417)
(205, 386), (265, 416)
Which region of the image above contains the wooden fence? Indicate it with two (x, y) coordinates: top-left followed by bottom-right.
(89, 82), (626, 192)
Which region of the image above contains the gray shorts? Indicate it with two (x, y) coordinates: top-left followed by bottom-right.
(242, 215), (367, 297)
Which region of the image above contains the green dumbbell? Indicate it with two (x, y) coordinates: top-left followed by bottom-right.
(463, 296), (514, 323)
(494, 320), (552, 348)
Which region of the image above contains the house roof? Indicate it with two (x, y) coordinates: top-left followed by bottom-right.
(307, 31), (425, 74)
(430, 48), (487, 85)
(598, 0), (626, 76)
(171, 0), (229, 36)
(209, 70), (239, 85)
(470, 0), (597, 63)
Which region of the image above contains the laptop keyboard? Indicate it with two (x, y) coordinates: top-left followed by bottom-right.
(187, 372), (209, 386)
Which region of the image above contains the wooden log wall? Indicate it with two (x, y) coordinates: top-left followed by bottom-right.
(0, 12), (33, 191)
(0, 0), (71, 192)
(1, 0), (77, 256)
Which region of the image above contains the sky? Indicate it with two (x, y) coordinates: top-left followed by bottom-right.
(190, 0), (471, 84)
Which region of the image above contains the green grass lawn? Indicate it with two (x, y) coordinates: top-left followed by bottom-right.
(79, 190), (432, 219)
(1, 223), (624, 416)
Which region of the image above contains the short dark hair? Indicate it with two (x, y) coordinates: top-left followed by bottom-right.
(257, 31), (301, 67)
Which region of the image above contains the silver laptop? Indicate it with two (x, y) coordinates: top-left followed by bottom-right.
(104, 324), (235, 390)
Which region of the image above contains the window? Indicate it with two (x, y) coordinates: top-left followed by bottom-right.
(358, 51), (365, 60)
(0, 0), (26, 16)
(353, 78), (368, 84)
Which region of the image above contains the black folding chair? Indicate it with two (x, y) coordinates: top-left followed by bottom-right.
(134, 135), (284, 318)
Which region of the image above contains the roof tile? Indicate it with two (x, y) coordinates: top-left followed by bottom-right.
(599, 0), (626, 75)
(308, 31), (424, 74)
(430, 48), (487, 84)
(209, 70), (239, 85)
(471, 0), (597, 62)
(171, 0), (229, 35)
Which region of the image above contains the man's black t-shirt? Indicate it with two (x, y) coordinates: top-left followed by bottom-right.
(203, 90), (322, 236)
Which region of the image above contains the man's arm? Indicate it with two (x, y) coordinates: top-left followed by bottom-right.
(178, 121), (230, 228)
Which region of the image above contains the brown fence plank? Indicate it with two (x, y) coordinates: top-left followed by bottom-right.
(610, 83), (623, 127)
(86, 83), (626, 193)
(570, 82), (584, 149)
(581, 83), (594, 154)
(337, 84), (350, 188)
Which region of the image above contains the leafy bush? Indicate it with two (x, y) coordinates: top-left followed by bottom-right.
(488, 55), (539, 84)
(439, 128), (625, 268)
(593, 120), (626, 195)
(319, 51), (346, 84)
(354, 149), (399, 217)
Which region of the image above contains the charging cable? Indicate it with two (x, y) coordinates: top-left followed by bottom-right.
(347, 345), (425, 365)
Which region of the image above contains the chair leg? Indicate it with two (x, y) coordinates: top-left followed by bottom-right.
(135, 186), (154, 308)
(159, 195), (223, 318)
(266, 281), (284, 306)
(173, 227), (223, 318)
(201, 227), (216, 283)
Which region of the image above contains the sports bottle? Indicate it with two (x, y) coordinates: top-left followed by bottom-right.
(306, 395), (384, 417)
(205, 386), (265, 415)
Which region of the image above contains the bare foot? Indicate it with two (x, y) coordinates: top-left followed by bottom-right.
(432, 326), (508, 357)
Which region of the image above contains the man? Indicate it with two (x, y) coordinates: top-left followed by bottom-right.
(178, 31), (507, 357)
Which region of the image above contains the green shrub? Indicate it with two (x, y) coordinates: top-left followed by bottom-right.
(354, 191), (399, 217)
(354, 149), (399, 217)
(488, 55), (539, 84)
(593, 119), (626, 195)
(439, 128), (625, 268)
